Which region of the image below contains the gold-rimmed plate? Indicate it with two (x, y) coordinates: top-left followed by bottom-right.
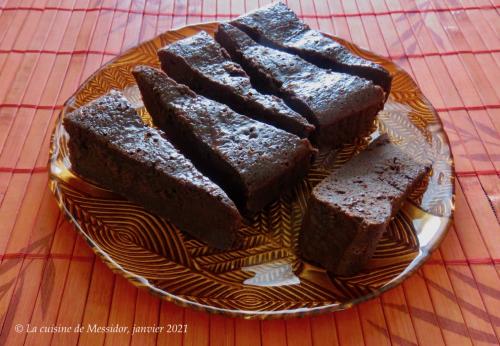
(48, 22), (454, 319)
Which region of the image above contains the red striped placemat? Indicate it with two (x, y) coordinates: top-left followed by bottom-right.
(0, 1), (498, 345)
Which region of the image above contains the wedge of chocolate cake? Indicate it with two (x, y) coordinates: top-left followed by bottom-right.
(300, 135), (431, 276)
(158, 31), (314, 138)
(133, 66), (315, 215)
(230, 2), (392, 96)
(215, 23), (384, 148)
(64, 90), (242, 249)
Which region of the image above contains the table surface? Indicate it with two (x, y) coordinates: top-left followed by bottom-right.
(0, 0), (499, 345)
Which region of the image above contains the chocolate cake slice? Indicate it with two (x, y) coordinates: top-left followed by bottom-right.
(158, 31), (314, 138)
(63, 90), (242, 249)
(133, 66), (315, 215)
(300, 135), (431, 276)
(230, 2), (392, 96)
(215, 23), (384, 148)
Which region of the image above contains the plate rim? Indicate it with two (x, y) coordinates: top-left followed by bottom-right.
(48, 21), (456, 319)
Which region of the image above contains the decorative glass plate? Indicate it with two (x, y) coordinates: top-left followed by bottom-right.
(48, 22), (454, 319)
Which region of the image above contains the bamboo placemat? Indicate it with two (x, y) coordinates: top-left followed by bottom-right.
(0, 0), (498, 345)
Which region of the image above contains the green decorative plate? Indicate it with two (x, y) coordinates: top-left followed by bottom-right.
(48, 22), (454, 319)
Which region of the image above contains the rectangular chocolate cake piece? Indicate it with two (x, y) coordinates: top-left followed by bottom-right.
(215, 23), (384, 148)
(133, 66), (315, 215)
(300, 135), (431, 276)
(63, 90), (242, 249)
(230, 2), (392, 96)
(158, 31), (314, 138)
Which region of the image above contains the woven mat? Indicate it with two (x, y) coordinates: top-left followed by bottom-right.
(0, 0), (498, 345)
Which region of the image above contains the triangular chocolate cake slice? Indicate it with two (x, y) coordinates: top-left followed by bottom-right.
(300, 135), (431, 275)
(158, 31), (314, 138)
(64, 90), (242, 249)
(230, 2), (392, 96)
(133, 66), (315, 215)
(216, 23), (384, 148)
